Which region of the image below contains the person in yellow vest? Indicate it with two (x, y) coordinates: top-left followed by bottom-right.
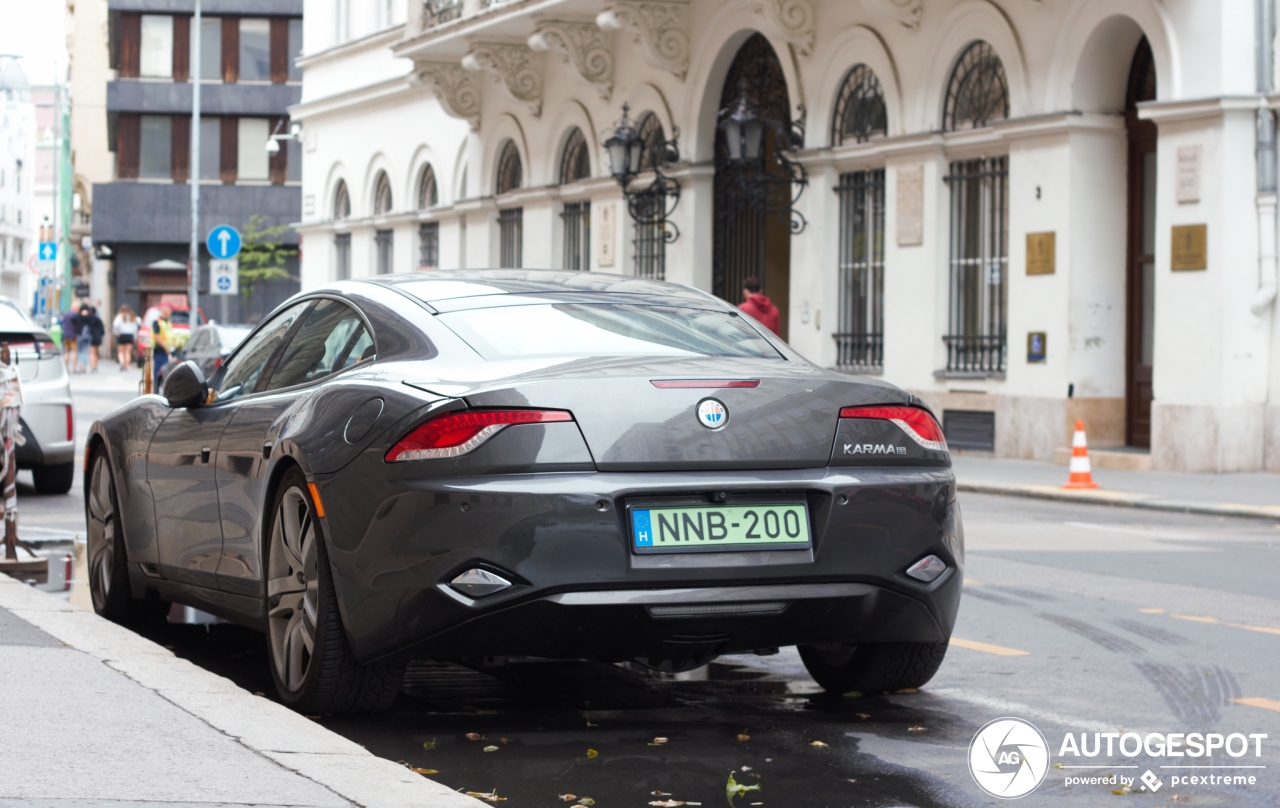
(151, 304), (175, 387)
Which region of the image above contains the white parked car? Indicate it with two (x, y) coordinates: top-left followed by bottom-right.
(0, 299), (75, 493)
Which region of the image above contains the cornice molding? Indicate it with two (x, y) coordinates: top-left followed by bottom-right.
(528, 20), (615, 100)
(753, 0), (816, 57)
(860, 0), (922, 30)
(596, 1), (689, 81)
(410, 61), (482, 130)
(462, 42), (544, 117)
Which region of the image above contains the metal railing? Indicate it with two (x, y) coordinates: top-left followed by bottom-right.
(833, 333), (883, 370)
(561, 202), (589, 271)
(498, 207), (523, 268)
(942, 334), (1006, 373)
(423, 0), (463, 28)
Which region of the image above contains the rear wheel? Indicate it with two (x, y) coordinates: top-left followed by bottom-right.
(33, 461), (75, 494)
(799, 640), (949, 693)
(265, 468), (402, 713)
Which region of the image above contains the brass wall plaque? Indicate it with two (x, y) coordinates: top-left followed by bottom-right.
(1026, 231), (1055, 275)
(1027, 332), (1047, 362)
(1171, 224), (1207, 271)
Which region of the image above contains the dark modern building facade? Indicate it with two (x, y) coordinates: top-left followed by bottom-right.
(93, 0), (303, 325)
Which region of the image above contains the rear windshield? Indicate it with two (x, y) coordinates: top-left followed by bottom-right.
(438, 303), (780, 360)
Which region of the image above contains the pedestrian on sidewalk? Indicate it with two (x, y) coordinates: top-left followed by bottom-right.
(86, 306), (105, 373)
(113, 305), (138, 370)
(150, 304), (175, 386)
(739, 276), (781, 336)
(60, 309), (80, 373)
(75, 307), (93, 373)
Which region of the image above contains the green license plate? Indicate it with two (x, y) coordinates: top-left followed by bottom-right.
(631, 502), (811, 554)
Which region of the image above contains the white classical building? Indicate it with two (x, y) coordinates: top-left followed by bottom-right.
(293, 0), (1280, 472)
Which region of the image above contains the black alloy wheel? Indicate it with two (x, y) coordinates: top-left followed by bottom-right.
(85, 449), (140, 620)
(265, 468), (403, 713)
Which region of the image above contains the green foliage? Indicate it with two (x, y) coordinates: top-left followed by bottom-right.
(238, 215), (297, 303)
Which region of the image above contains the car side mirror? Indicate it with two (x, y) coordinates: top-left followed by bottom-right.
(162, 361), (209, 409)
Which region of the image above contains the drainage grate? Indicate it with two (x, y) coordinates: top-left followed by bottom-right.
(943, 409), (996, 451)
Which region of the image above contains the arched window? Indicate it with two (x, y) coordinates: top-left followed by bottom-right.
(417, 164), (438, 209)
(333, 180), (350, 220)
(942, 41), (1008, 131)
(495, 140), (522, 195)
(558, 128), (590, 184)
(636, 112), (666, 172)
(832, 65), (887, 145)
(373, 171), (393, 215)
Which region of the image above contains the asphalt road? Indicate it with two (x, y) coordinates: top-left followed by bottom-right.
(26, 364), (1280, 807)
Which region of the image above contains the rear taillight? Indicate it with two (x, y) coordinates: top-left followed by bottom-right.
(839, 405), (947, 452)
(66, 405), (74, 442)
(385, 409), (574, 462)
(36, 339), (59, 357)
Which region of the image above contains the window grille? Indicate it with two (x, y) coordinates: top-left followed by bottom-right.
(417, 164), (438, 209)
(334, 232), (351, 280)
(943, 41), (1008, 131)
(561, 202), (590, 271)
(832, 65), (887, 145)
(373, 172), (393, 215)
(632, 196), (666, 281)
(498, 207), (523, 268)
(559, 128), (590, 184)
(834, 169), (885, 369)
(636, 113), (665, 172)
(333, 180), (350, 221)
(375, 228), (393, 274)
(418, 222), (439, 270)
(495, 140), (522, 195)
(945, 157), (1008, 373)
(423, 0), (462, 27)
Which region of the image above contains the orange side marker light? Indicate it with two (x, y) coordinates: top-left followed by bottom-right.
(307, 482), (326, 518)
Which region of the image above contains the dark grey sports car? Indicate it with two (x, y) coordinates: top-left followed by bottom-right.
(85, 270), (963, 713)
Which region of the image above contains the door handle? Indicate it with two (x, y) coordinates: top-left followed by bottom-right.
(200, 447), (211, 464)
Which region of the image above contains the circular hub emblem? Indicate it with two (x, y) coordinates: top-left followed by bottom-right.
(696, 398), (728, 430)
(968, 717), (1050, 799)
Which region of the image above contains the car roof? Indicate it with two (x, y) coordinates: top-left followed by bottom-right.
(369, 269), (716, 306)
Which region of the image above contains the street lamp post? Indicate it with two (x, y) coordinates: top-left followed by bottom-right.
(603, 104), (682, 242)
(716, 78), (809, 234)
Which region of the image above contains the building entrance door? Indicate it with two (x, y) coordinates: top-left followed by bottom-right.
(1124, 39), (1157, 448)
(712, 33), (792, 340)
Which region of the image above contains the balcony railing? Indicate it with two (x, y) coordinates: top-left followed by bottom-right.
(943, 334), (1006, 374)
(423, 0), (464, 28)
(833, 332), (883, 371)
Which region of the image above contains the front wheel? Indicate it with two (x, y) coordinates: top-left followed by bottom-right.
(265, 469), (402, 713)
(85, 449), (163, 622)
(799, 640), (950, 694)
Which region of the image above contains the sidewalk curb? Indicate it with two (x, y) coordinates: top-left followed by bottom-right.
(0, 577), (482, 808)
(958, 482), (1280, 521)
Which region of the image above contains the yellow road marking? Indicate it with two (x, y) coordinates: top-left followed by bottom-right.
(1227, 622), (1280, 636)
(1138, 608), (1166, 614)
(1232, 697), (1280, 713)
(963, 579), (983, 586)
(951, 638), (1030, 657)
(1172, 614), (1219, 624)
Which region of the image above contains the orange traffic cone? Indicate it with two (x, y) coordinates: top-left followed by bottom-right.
(1063, 420), (1100, 489)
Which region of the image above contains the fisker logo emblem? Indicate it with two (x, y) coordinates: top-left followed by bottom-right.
(697, 399), (728, 429)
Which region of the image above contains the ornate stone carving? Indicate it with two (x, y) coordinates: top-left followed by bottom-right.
(411, 62), (481, 130)
(461, 43), (544, 117)
(596, 2), (689, 81)
(753, 0), (815, 57)
(860, 0), (923, 30)
(528, 21), (615, 100)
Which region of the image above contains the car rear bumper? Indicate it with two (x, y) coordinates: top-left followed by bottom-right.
(319, 466), (963, 664)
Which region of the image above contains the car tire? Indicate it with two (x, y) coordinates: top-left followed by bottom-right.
(798, 640), (950, 694)
(86, 448), (166, 623)
(33, 461), (75, 494)
(265, 468), (403, 713)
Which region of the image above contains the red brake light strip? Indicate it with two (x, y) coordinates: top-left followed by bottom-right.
(386, 409), (573, 462)
(650, 380), (760, 389)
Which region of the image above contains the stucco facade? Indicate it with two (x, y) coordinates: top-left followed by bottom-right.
(292, 0), (1280, 472)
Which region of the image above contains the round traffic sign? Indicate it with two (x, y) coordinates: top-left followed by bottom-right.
(216, 276), (233, 291)
(207, 225), (242, 260)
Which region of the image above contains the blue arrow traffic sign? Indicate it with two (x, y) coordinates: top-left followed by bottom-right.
(38, 242), (56, 262)
(207, 225), (242, 260)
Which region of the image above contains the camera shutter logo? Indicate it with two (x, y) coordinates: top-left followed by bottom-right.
(696, 399), (728, 430)
(968, 717), (1051, 799)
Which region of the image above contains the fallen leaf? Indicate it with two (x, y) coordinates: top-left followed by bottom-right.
(895, 688), (918, 694)
(1112, 785), (1131, 796)
(649, 801), (684, 807)
(410, 768), (439, 775)
(464, 791), (507, 803)
(466, 733), (486, 741)
(586, 719), (597, 727)
(843, 691), (862, 698)
(578, 799), (595, 806)
(751, 803), (763, 806)
(651, 792), (672, 797)
(500, 737), (512, 745)
(907, 726), (926, 732)
(809, 740), (829, 748)
(557, 795), (577, 802)
(653, 736), (669, 744)
(856, 713), (870, 720)
(737, 734), (751, 741)
(847, 779), (858, 784)
(1053, 763), (1065, 769)
(727, 771), (763, 801)
(586, 748), (599, 759)
(422, 739), (437, 751)
(483, 745), (499, 752)
(740, 766), (752, 772)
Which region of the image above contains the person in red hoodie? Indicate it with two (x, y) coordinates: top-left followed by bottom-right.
(739, 276), (781, 335)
